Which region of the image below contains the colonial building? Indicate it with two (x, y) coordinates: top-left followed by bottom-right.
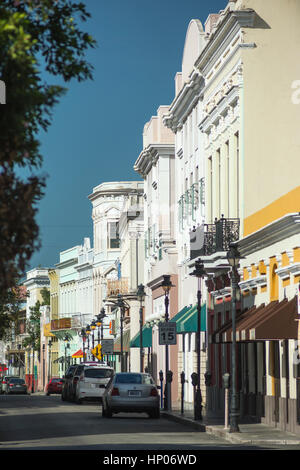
(134, 106), (179, 402)
(88, 181), (144, 371)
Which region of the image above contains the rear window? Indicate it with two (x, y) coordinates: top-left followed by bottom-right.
(9, 378), (25, 384)
(84, 368), (113, 379)
(115, 374), (142, 384)
(51, 378), (62, 383)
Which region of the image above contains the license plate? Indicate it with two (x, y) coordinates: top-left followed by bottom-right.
(128, 390), (141, 397)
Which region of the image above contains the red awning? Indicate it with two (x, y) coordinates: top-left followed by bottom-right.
(72, 349), (85, 358)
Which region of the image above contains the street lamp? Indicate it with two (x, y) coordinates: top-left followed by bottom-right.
(86, 325), (91, 360)
(63, 335), (70, 374)
(161, 274), (173, 411)
(137, 284), (146, 372)
(117, 294), (126, 372)
(80, 328), (86, 362)
(91, 320), (97, 350)
(48, 339), (53, 382)
(227, 243), (241, 433)
(190, 258), (206, 421)
(96, 308), (106, 362)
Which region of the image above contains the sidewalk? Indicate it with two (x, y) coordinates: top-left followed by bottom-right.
(161, 406), (300, 446)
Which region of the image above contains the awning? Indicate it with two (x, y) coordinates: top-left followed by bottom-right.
(130, 325), (153, 348)
(248, 296), (298, 341)
(176, 304), (206, 333)
(113, 329), (130, 353)
(72, 349), (85, 358)
(213, 297), (298, 343)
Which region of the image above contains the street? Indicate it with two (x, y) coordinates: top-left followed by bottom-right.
(0, 394), (295, 456)
(0, 393), (232, 451)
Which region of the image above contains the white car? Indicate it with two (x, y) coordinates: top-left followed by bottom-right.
(74, 365), (114, 404)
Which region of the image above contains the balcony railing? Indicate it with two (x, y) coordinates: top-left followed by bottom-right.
(107, 278), (129, 297)
(190, 215), (240, 259)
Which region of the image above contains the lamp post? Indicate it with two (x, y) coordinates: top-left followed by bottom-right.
(227, 243), (241, 433)
(48, 339), (52, 382)
(117, 294), (126, 372)
(91, 320), (96, 350)
(80, 328), (86, 362)
(137, 284), (145, 373)
(63, 336), (70, 374)
(96, 308), (106, 362)
(86, 325), (91, 361)
(190, 258), (206, 420)
(161, 275), (173, 411)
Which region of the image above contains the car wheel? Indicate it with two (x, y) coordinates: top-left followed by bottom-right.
(46, 392), (50, 396)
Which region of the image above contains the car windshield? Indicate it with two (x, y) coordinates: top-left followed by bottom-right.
(51, 378), (62, 383)
(84, 369), (113, 379)
(9, 378), (25, 384)
(115, 374), (142, 384)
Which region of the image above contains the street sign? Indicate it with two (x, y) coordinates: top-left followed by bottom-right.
(91, 343), (102, 360)
(159, 322), (177, 345)
(101, 339), (114, 354)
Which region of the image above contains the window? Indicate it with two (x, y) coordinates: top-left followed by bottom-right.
(84, 368), (113, 379)
(115, 373), (142, 384)
(108, 221), (120, 249)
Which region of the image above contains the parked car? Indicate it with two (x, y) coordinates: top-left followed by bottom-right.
(102, 372), (160, 419)
(46, 377), (64, 395)
(74, 365), (114, 404)
(1, 376), (20, 394)
(62, 362), (103, 402)
(4, 377), (28, 395)
(61, 365), (78, 401)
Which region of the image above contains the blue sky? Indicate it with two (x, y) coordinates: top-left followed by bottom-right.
(29, 0), (227, 271)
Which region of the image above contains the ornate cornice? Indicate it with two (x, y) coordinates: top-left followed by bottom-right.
(163, 70), (204, 133)
(134, 143), (175, 178)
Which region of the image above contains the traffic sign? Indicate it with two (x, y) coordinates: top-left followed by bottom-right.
(159, 322), (177, 345)
(91, 343), (102, 360)
(101, 339), (114, 354)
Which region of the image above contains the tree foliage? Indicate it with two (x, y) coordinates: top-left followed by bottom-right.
(23, 299), (41, 352)
(0, 283), (27, 340)
(0, 0), (96, 292)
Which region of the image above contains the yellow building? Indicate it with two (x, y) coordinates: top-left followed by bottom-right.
(197, 0), (300, 433)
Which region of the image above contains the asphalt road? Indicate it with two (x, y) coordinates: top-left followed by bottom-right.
(0, 393), (290, 460)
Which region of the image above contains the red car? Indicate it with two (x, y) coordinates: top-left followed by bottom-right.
(46, 377), (64, 395)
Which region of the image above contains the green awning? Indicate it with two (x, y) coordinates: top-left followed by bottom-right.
(171, 305), (190, 324)
(176, 304), (206, 333)
(130, 325), (152, 348)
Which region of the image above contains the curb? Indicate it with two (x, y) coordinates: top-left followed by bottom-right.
(161, 411), (300, 446)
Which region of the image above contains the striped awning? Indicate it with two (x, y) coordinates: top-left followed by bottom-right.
(176, 304), (206, 333)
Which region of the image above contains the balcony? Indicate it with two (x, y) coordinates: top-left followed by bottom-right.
(107, 278), (129, 297)
(190, 215), (240, 260)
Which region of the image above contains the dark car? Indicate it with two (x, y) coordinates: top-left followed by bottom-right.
(4, 377), (28, 395)
(46, 377), (63, 395)
(61, 365), (78, 401)
(1, 376), (20, 394)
